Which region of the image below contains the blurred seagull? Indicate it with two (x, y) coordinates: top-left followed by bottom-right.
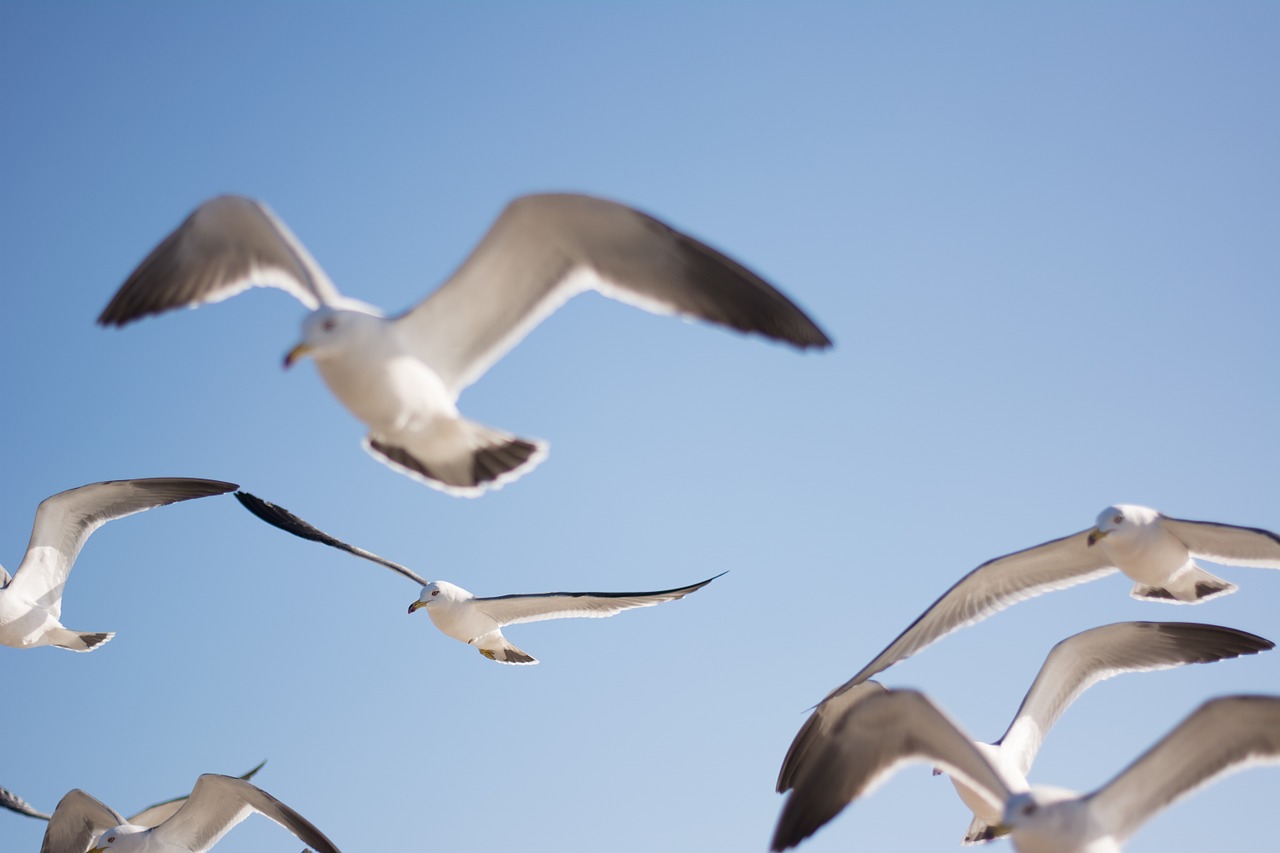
(0, 478), (237, 652)
(39, 774), (340, 853)
(99, 194), (831, 496)
(771, 691), (1280, 852)
(777, 504), (1280, 792)
(932, 622), (1272, 844)
(234, 491), (722, 664)
(1, 762), (265, 824)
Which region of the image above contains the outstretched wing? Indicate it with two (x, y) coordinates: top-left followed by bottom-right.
(127, 760), (267, 827)
(1162, 516), (1280, 569)
(394, 194), (831, 394)
(98, 195), (343, 326)
(0, 784), (50, 820)
(771, 689), (1014, 852)
(1089, 695), (1280, 843)
(476, 572), (723, 627)
(40, 789), (125, 853)
(9, 478), (237, 617)
(234, 492), (427, 587)
(777, 529), (1113, 791)
(999, 622), (1274, 777)
(151, 774), (341, 853)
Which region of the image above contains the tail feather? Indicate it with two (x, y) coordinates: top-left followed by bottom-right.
(474, 633), (538, 665)
(48, 629), (115, 652)
(1131, 564), (1237, 604)
(962, 816), (1005, 845)
(364, 418), (547, 497)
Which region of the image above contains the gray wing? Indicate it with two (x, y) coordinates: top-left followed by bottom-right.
(1088, 695), (1280, 843)
(40, 790), (125, 853)
(1162, 516), (1280, 569)
(475, 572), (723, 627)
(8, 478), (238, 617)
(98, 195), (343, 326)
(0, 784), (50, 820)
(771, 689), (1014, 852)
(150, 775), (340, 853)
(126, 760), (267, 827)
(233, 492), (428, 586)
(393, 193), (831, 395)
(999, 622), (1274, 777)
(777, 529), (1113, 792)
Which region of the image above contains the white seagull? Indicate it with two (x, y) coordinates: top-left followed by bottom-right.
(99, 194), (831, 496)
(1, 762), (265, 825)
(776, 504), (1280, 792)
(38, 774), (340, 853)
(234, 491), (722, 664)
(0, 478), (237, 652)
(933, 622), (1271, 844)
(771, 691), (1280, 852)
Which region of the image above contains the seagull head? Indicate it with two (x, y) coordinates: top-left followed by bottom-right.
(408, 580), (467, 613)
(284, 305), (385, 368)
(1088, 504), (1158, 546)
(87, 824), (145, 851)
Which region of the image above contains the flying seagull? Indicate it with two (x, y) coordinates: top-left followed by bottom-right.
(931, 622), (1271, 845)
(776, 504), (1280, 792)
(0, 478), (237, 652)
(1, 762), (266, 824)
(771, 691), (1280, 852)
(234, 491), (723, 664)
(39, 773), (340, 853)
(99, 194), (832, 496)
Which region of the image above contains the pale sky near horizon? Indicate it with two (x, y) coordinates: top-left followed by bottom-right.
(1, 3), (1278, 852)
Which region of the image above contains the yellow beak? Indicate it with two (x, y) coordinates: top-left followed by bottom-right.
(283, 342), (312, 369)
(1087, 528), (1107, 546)
(408, 600), (426, 614)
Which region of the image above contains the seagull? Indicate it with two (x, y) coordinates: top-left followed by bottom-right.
(932, 622), (1272, 844)
(234, 491), (723, 664)
(39, 773), (340, 853)
(1, 762), (265, 824)
(776, 504), (1280, 792)
(0, 478), (237, 652)
(771, 691), (1280, 853)
(99, 194), (832, 497)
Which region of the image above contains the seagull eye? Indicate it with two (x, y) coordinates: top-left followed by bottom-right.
(1113, 515), (1123, 524)
(431, 589), (439, 596)
(1020, 804), (1035, 817)
(322, 318), (337, 332)
(107, 838), (116, 843)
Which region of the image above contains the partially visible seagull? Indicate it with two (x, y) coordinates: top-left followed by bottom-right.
(771, 690), (1280, 852)
(39, 773), (340, 853)
(234, 491), (723, 664)
(776, 504), (1280, 792)
(0, 478), (238, 652)
(1, 762), (265, 824)
(932, 622), (1272, 845)
(99, 194), (832, 496)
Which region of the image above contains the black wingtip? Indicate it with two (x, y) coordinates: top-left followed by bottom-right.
(235, 491), (331, 544)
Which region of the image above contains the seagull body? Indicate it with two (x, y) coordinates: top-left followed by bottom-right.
(776, 504), (1280, 792)
(0, 478), (237, 652)
(100, 194), (831, 496)
(233, 491), (722, 663)
(39, 774), (339, 853)
(771, 691), (1280, 853)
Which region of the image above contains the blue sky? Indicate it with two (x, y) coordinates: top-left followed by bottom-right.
(1, 3), (1277, 851)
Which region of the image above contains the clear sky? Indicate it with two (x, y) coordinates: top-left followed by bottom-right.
(1, 3), (1277, 852)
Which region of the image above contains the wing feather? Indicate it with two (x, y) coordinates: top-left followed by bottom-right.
(151, 775), (340, 853)
(1162, 517), (1280, 569)
(475, 572), (723, 627)
(40, 790), (124, 853)
(393, 194), (831, 394)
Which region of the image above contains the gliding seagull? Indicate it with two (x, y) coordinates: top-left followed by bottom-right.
(99, 194), (831, 496)
(0, 478), (237, 652)
(39, 774), (340, 853)
(234, 491), (722, 664)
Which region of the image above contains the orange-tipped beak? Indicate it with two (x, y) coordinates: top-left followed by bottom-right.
(1087, 529), (1106, 546)
(408, 600), (426, 614)
(283, 342), (312, 369)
